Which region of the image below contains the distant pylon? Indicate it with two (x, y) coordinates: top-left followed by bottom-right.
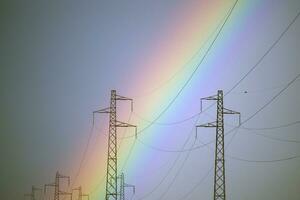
(72, 186), (89, 200)
(118, 173), (135, 200)
(196, 90), (240, 200)
(44, 171), (72, 200)
(24, 186), (42, 200)
(93, 90), (137, 200)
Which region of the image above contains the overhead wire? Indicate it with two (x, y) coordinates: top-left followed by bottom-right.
(227, 155), (300, 163)
(84, 3), (300, 200)
(134, 7), (300, 152)
(242, 120), (300, 130)
(132, 1), (241, 199)
(130, 8), (300, 127)
(130, 0), (239, 139)
(136, 73), (300, 153)
(242, 130), (300, 143)
(88, 112), (134, 195)
(131, 12), (229, 100)
(101, 3), (242, 199)
(175, 128), (240, 200)
(203, 111), (300, 143)
(132, 8), (300, 199)
(169, 71), (300, 198)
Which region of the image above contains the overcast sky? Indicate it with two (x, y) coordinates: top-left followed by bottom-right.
(1, 1), (300, 200)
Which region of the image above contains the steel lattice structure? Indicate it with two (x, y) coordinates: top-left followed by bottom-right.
(94, 90), (136, 200)
(118, 173), (135, 200)
(44, 171), (72, 200)
(197, 90), (240, 200)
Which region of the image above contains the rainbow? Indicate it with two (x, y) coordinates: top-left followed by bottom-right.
(71, 1), (260, 199)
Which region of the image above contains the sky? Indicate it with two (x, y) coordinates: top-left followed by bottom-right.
(0, 0), (300, 200)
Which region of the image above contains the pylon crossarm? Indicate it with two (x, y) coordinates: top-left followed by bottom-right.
(197, 121), (217, 128)
(223, 108), (241, 126)
(223, 108), (239, 115)
(201, 94), (218, 101)
(93, 107), (111, 114)
(116, 95), (132, 101)
(200, 95), (217, 112)
(116, 121), (138, 138)
(116, 95), (134, 112)
(195, 121), (217, 139)
(116, 121), (136, 128)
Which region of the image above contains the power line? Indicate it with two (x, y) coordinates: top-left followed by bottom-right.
(175, 128), (240, 200)
(77, 113), (133, 197)
(115, 3), (241, 199)
(225, 10), (300, 96)
(242, 120), (300, 130)
(205, 112), (300, 144)
(72, 112), (131, 190)
(227, 154), (300, 163)
(71, 117), (95, 187)
(135, 129), (235, 153)
(132, 11), (230, 100)
(131, 0), (239, 138)
(134, 122), (199, 200)
(128, 7), (300, 200)
(242, 131), (300, 143)
(137, 72), (300, 153)
(88, 4), (300, 200)
(204, 112), (300, 143)
(131, 9), (300, 127)
(230, 78), (300, 95)
(132, 72), (300, 200)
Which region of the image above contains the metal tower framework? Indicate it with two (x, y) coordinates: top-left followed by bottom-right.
(93, 90), (137, 200)
(24, 186), (42, 200)
(118, 173), (135, 200)
(44, 171), (72, 200)
(72, 186), (89, 200)
(196, 90), (240, 200)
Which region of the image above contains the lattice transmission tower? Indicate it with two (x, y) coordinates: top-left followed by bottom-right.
(118, 173), (135, 200)
(93, 90), (137, 200)
(44, 171), (72, 200)
(196, 90), (240, 200)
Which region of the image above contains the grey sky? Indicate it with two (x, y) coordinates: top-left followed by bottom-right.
(0, 1), (300, 200)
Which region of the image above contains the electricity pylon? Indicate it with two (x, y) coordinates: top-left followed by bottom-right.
(196, 90), (240, 200)
(118, 173), (135, 200)
(93, 90), (137, 200)
(24, 186), (42, 200)
(72, 186), (89, 200)
(44, 171), (72, 200)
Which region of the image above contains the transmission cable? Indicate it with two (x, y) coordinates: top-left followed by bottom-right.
(128, 5), (300, 200)
(126, 2), (240, 199)
(90, 4), (300, 199)
(227, 154), (300, 163)
(135, 9), (300, 200)
(132, 13), (229, 100)
(132, 71), (300, 200)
